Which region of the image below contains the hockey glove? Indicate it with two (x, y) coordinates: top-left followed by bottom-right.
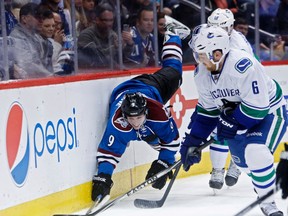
(164, 15), (191, 40)
(217, 108), (239, 141)
(146, 159), (173, 190)
(91, 173), (113, 201)
(276, 143), (288, 199)
(180, 133), (203, 171)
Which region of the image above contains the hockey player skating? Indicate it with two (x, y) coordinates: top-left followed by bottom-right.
(204, 8), (255, 190)
(91, 30), (189, 204)
(181, 26), (287, 216)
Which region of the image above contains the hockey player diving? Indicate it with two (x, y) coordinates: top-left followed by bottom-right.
(180, 25), (287, 216)
(91, 27), (191, 206)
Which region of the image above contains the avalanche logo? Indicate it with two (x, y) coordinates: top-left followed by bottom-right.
(6, 102), (30, 187)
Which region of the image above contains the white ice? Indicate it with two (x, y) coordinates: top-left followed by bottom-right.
(77, 169), (288, 216)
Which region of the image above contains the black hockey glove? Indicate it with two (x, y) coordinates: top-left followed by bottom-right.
(217, 108), (239, 141)
(146, 159), (173, 190)
(276, 144), (288, 199)
(91, 173), (113, 201)
(180, 133), (203, 171)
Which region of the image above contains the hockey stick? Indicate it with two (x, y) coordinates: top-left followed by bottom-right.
(134, 162), (181, 208)
(234, 185), (280, 216)
(53, 159), (181, 216)
(85, 195), (110, 215)
(134, 138), (215, 208)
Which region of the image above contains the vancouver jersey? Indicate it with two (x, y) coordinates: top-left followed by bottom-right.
(194, 49), (286, 135)
(126, 26), (155, 66)
(230, 29), (254, 56)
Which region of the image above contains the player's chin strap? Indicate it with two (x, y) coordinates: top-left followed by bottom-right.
(215, 61), (220, 71)
(212, 52), (227, 71)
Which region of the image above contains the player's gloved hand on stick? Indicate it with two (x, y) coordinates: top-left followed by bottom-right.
(91, 173), (113, 201)
(180, 133), (203, 171)
(146, 159), (173, 190)
(276, 143), (288, 199)
(217, 107), (239, 141)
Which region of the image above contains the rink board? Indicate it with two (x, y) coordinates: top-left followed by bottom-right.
(0, 63), (287, 216)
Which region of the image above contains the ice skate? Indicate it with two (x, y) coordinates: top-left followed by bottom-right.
(209, 168), (224, 190)
(260, 202), (283, 216)
(225, 160), (241, 187)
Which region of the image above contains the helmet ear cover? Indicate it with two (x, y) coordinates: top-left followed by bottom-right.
(121, 92), (148, 118)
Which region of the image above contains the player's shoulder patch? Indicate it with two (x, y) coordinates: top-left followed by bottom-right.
(112, 108), (132, 131)
(234, 57), (253, 74)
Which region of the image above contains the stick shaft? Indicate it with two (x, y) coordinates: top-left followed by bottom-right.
(234, 187), (279, 216)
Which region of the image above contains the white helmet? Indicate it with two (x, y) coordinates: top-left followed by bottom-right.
(188, 23), (208, 49)
(207, 8), (235, 35)
(191, 26), (230, 69)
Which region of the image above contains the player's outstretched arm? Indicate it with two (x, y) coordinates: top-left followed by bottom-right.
(161, 34), (183, 73)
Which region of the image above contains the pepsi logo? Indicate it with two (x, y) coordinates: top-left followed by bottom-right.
(6, 102), (30, 187)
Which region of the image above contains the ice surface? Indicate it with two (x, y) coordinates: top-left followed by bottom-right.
(76, 168), (287, 216)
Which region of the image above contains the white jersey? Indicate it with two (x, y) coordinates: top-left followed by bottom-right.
(230, 29), (254, 56)
(194, 49), (285, 124)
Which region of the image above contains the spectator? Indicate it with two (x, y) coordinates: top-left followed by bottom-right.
(77, 3), (133, 69)
(37, 9), (55, 73)
(124, 6), (155, 68)
(39, 9), (73, 75)
(157, 11), (166, 61)
(10, 0), (30, 21)
(255, 34), (286, 61)
(64, 0), (88, 35)
(0, 0), (18, 36)
(98, 0), (129, 30)
(122, 0), (152, 27)
(82, 0), (97, 29)
(50, 12), (66, 72)
(271, 35), (286, 60)
(39, 0), (71, 36)
(0, 36), (15, 80)
(234, 17), (249, 37)
(10, 2), (53, 79)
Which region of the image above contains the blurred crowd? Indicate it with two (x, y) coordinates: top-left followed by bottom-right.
(0, 0), (288, 80)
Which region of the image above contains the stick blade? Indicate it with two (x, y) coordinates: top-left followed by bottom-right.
(86, 195), (110, 214)
(134, 198), (163, 209)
